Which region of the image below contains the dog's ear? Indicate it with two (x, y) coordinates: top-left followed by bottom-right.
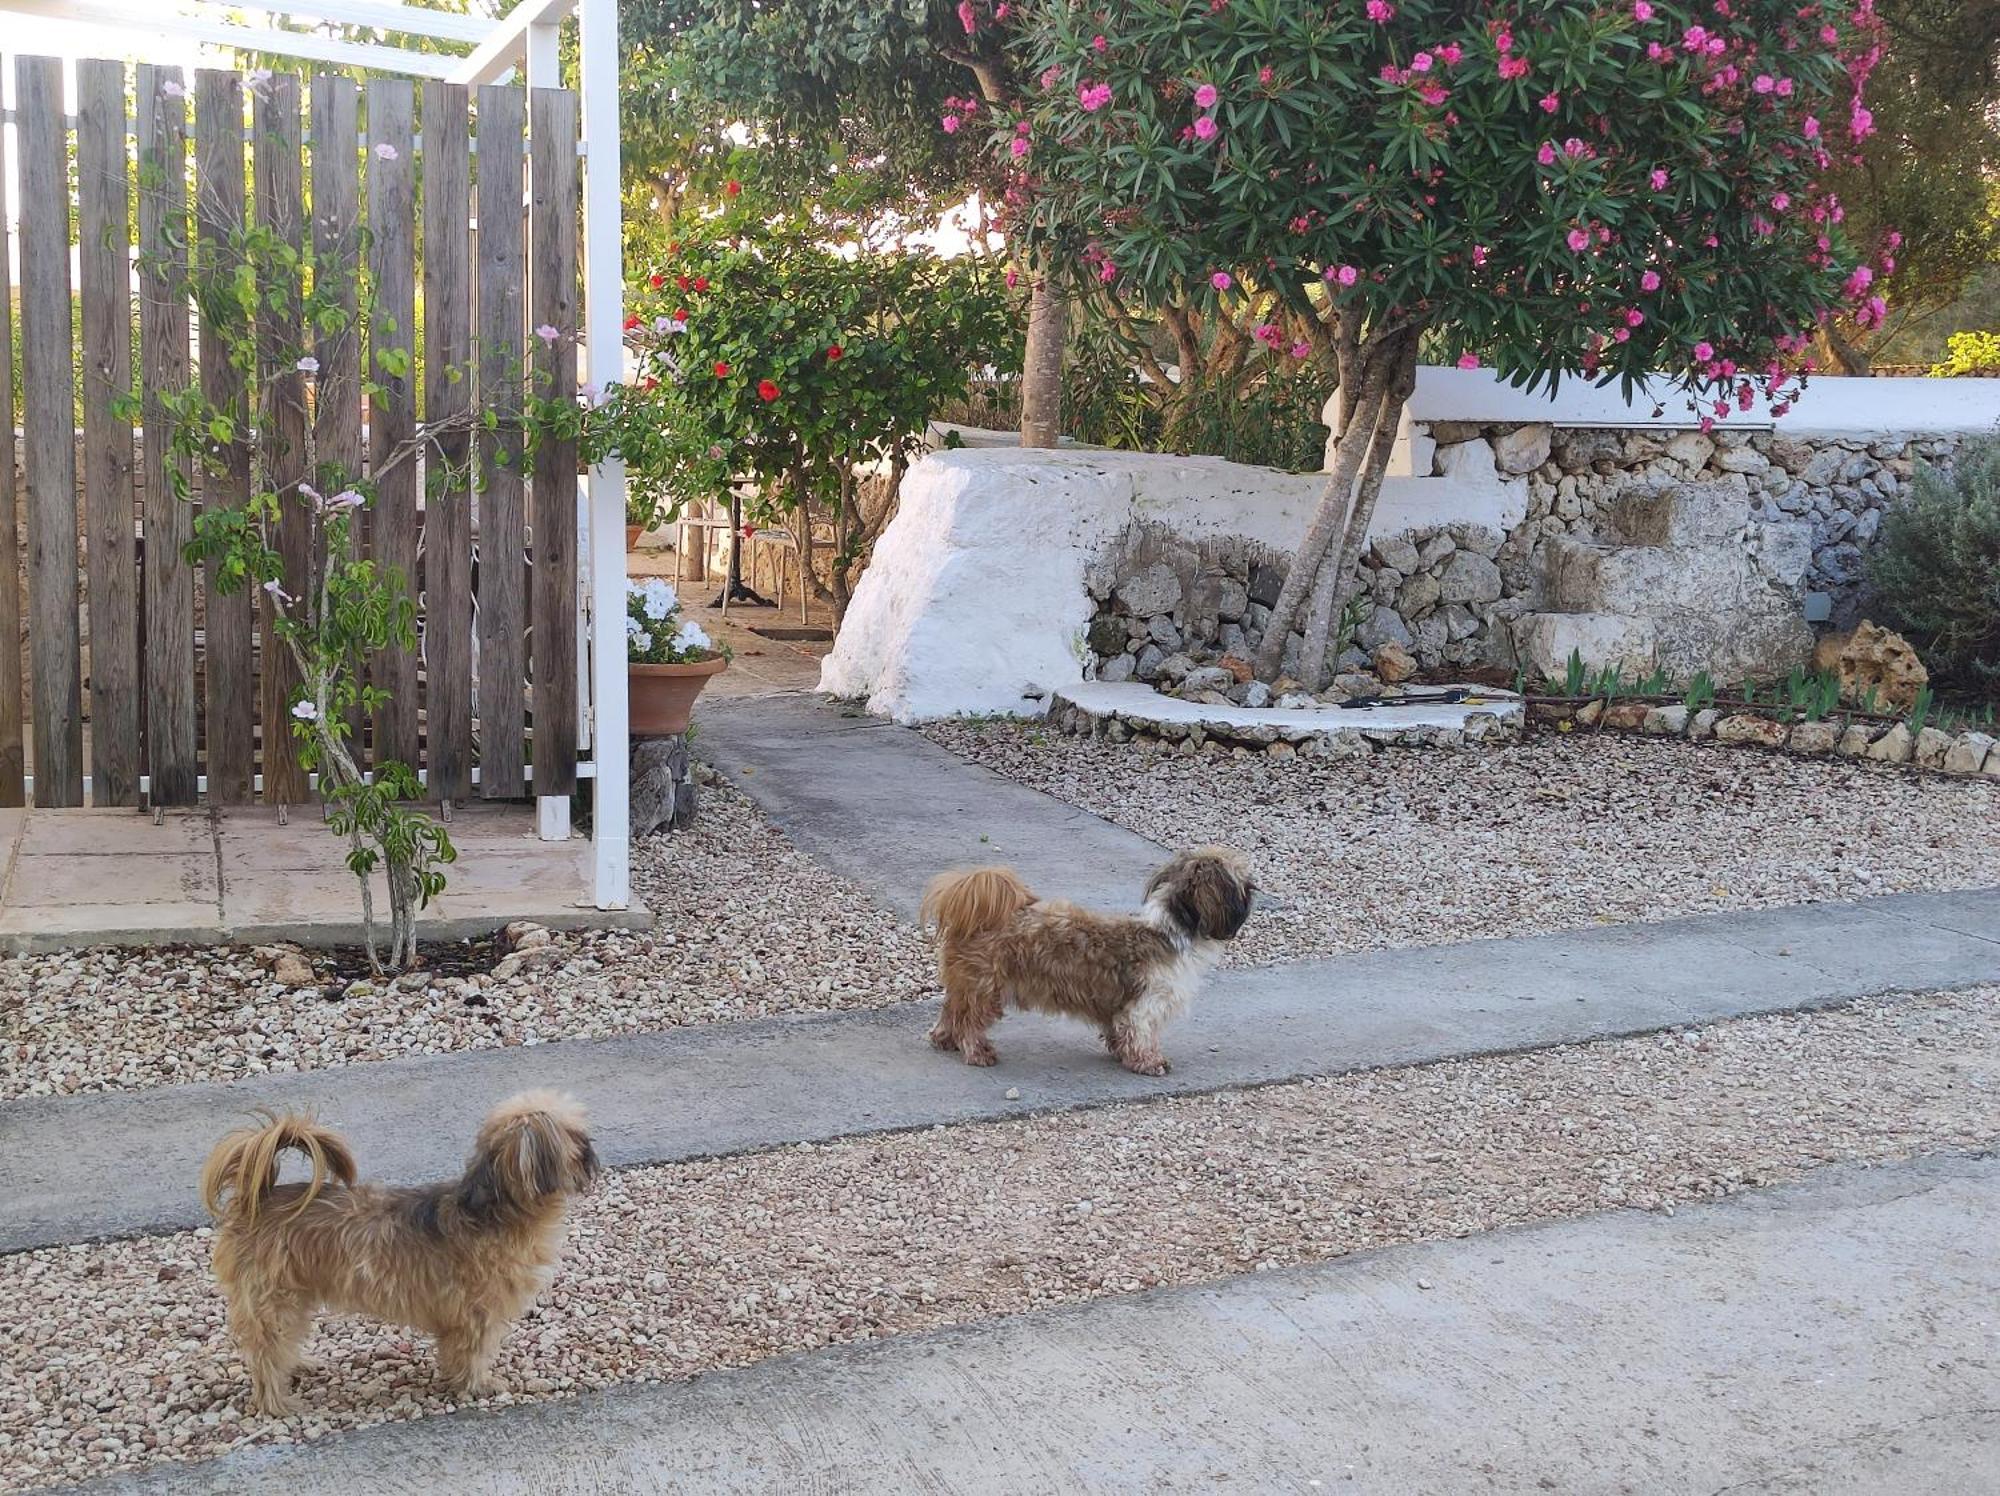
(461, 1093), (598, 1222)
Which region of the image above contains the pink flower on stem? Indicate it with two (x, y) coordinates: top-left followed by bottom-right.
(1193, 115), (1219, 140)
(1640, 269), (1661, 292)
(1194, 83), (1219, 108)
(1329, 264), (1359, 287)
(1470, 245), (1489, 267)
(1693, 340), (1715, 362)
(535, 324), (560, 344)
(1437, 43), (1463, 65)
(1092, 33), (1107, 52)
(1078, 82), (1113, 112)
(1537, 141), (1557, 166)
(1632, 0), (1654, 19)
(1365, 0), (1394, 21)
(942, 114), (961, 133)
(1498, 56), (1529, 80)
(1753, 74), (1775, 93)
(1649, 168), (1669, 191)
(1210, 271), (1233, 291)
(1290, 341), (1313, 360)
(1565, 227), (1591, 253)
(1802, 116), (1821, 139)
(1539, 92), (1559, 113)
(1625, 308), (1645, 328)
(1456, 353), (1480, 370)
(1410, 52), (1433, 73)
(1009, 136), (1030, 158)
(957, 0), (976, 34)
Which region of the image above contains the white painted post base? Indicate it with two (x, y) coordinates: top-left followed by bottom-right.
(537, 794), (571, 841)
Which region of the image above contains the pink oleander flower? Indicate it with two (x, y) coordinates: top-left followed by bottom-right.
(1290, 340), (1312, 360)
(1410, 52), (1433, 72)
(1457, 353), (1480, 369)
(1471, 245), (1489, 267)
(1253, 323), (1282, 347)
(1330, 264), (1359, 286)
(1437, 42), (1463, 64)
(1416, 83), (1450, 105)
(1566, 227), (1591, 252)
(957, 0), (976, 34)
(1537, 141), (1558, 165)
(942, 114), (960, 133)
(1771, 192), (1790, 212)
(1365, 0), (1394, 20)
(1625, 308), (1645, 327)
(1693, 340), (1715, 361)
(1633, 0), (1654, 18)
(1803, 116), (1821, 139)
(1009, 136), (1029, 158)
(1210, 270), (1233, 290)
(1079, 82), (1113, 112)
(1498, 55), (1529, 80)
(1193, 114), (1219, 139)
(1641, 269), (1661, 291)
(1650, 168), (1669, 190)
(1753, 74), (1775, 93)
(1194, 83), (1219, 108)
(1092, 33), (1107, 52)
(1539, 92), (1559, 113)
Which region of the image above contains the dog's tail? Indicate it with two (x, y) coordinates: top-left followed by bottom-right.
(921, 866), (1034, 944)
(200, 1110), (358, 1227)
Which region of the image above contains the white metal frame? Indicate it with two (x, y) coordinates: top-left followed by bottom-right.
(1, 0), (633, 910)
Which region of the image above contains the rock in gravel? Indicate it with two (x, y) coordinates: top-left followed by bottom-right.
(1837, 722), (1878, 757)
(504, 921), (554, 953)
(1600, 701), (1652, 732)
(1688, 708), (1719, 740)
(1713, 713), (1789, 748)
(1915, 726), (1956, 770)
(1642, 705), (1689, 736)
(1944, 733), (1996, 775)
(1865, 723), (1915, 764)
(1812, 619), (1927, 711)
(1788, 721), (1839, 756)
(271, 954), (317, 988)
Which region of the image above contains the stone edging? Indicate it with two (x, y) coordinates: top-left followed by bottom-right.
(1528, 698), (2000, 776)
(1049, 685), (1522, 760)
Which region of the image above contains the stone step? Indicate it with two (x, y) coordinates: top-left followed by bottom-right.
(1512, 611), (1659, 679)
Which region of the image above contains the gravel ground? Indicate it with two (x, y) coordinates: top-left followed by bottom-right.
(0, 784), (933, 1100)
(4, 982), (1996, 1491)
(922, 723), (2000, 968)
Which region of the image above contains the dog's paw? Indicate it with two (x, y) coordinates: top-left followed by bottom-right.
(963, 1045), (999, 1068)
(1121, 1055), (1170, 1077)
(927, 1026), (959, 1052)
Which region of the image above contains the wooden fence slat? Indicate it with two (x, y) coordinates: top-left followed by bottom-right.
(528, 86), (579, 797)
(423, 80), (474, 801)
(14, 55), (83, 807)
(77, 58), (142, 808)
(367, 79), (421, 774)
(0, 56), (29, 807)
(195, 70), (255, 805)
(254, 74), (311, 806)
(475, 84), (527, 799)
(310, 75), (364, 754)
(137, 64), (199, 807)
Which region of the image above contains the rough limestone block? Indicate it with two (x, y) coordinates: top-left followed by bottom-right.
(1864, 723), (1914, 763)
(1605, 479), (1750, 547)
(1512, 612), (1658, 680)
(1491, 424), (1553, 475)
(1788, 721), (1839, 755)
(1643, 704), (1690, 735)
(1943, 732), (1995, 775)
(1836, 722), (1878, 756)
(1714, 713), (1791, 748)
(1915, 726), (1956, 770)
(1689, 708), (1719, 740)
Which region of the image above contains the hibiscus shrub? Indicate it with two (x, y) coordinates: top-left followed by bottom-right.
(616, 224), (1016, 618)
(972, 0), (1894, 685)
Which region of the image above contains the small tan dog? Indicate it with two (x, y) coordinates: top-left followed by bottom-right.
(922, 847), (1256, 1075)
(200, 1091), (598, 1414)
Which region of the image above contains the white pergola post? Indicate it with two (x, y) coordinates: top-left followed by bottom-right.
(576, 0), (629, 910)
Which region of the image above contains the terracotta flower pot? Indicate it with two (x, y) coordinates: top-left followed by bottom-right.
(629, 656), (728, 736)
(626, 524), (645, 550)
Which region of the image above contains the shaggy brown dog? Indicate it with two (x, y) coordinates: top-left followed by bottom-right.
(922, 847), (1256, 1075)
(200, 1091), (598, 1414)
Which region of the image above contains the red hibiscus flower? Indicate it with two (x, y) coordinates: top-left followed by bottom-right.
(724, 179), (742, 197)
(757, 378), (781, 402)
(826, 344), (844, 361)
(673, 308), (689, 321)
(693, 276), (711, 292)
(713, 360), (731, 377)
(676, 275), (691, 291)
(647, 273), (664, 289)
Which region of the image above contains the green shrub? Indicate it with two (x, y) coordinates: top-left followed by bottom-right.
(1868, 435), (2000, 685)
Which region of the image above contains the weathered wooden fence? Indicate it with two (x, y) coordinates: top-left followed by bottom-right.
(2, 54), (582, 809)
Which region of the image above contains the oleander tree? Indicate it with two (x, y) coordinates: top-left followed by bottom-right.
(982, 0), (1898, 688)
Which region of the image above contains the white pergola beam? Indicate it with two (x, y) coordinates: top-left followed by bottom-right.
(450, 0), (571, 85)
(0, 0), (464, 76)
(184, 0), (492, 44)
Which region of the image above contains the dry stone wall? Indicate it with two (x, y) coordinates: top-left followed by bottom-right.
(1083, 423), (1966, 690)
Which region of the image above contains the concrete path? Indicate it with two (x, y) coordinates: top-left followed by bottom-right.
(695, 694), (1166, 919)
(4, 887), (1994, 1253)
(86, 1154), (2000, 1494)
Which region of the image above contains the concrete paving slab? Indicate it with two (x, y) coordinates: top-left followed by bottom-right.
(696, 694), (1167, 919)
(2, 887), (1993, 1254)
(0, 901), (223, 942)
(17, 809), (214, 857)
(6, 852), (219, 907)
(81, 1154), (2000, 1495)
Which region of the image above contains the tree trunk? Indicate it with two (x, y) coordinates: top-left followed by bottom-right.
(1252, 361), (1393, 680)
(1821, 322), (1873, 376)
(1296, 376), (1409, 687)
(1019, 268), (1067, 448)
